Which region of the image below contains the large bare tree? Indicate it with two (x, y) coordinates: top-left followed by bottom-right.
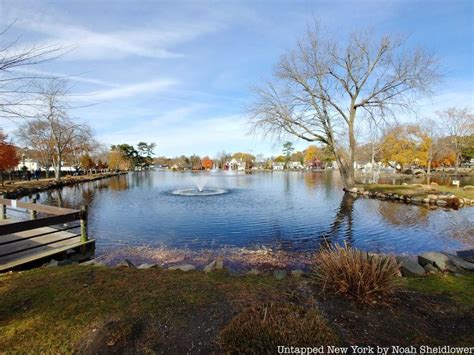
(0, 24), (63, 119)
(437, 107), (474, 174)
(250, 24), (439, 189)
(16, 79), (92, 181)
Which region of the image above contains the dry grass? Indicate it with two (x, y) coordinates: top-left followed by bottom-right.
(313, 244), (400, 304)
(218, 303), (338, 354)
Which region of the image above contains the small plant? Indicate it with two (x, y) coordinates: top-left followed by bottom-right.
(313, 243), (400, 304)
(218, 303), (338, 354)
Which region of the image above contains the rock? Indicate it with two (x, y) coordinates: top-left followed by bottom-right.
(203, 260), (217, 273)
(457, 249), (474, 263)
(437, 195), (449, 200)
(80, 259), (104, 266)
(423, 263), (438, 274)
(137, 263), (157, 269)
(246, 268), (261, 275)
(397, 256), (425, 276)
(436, 199), (448, 206)
(215, 257), (224, 270)
(443, 253), (474, 271)
(273, 270), (287, 280)
(427, 194), (438, 200)
(346, 187), (358, 194)
(422, 198), (430, 204)
(462, 185), (474, 191)
(411, 196), (423, 203)
(418, 252), (451, 271)
(116, 259), (135, 268)
(47, 259), (59, 268)
(362, 191), (369, 195)
(448, 197), (461, 208)
(291, 269), (305, 277)
(58, 259), (74, 266)
(168, 264), (196, 272)
(430, 182), (438, 186)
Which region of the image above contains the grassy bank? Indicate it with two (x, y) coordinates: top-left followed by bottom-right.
(1, 266), (473, 353)
(358, 183), (474, 200)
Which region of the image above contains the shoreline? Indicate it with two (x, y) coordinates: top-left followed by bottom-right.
(347, 183), (474, 209)
(0, 172), (127, 199)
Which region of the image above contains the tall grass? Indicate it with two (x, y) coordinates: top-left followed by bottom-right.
(313, 243), (400, 303)
(218, 303), (338, 354)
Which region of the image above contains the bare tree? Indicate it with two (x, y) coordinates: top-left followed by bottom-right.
(250, 23), (439, 189)
(437, 107), (474, 174)
(0, 24), (63, 118)
(16, 78), (92, 181)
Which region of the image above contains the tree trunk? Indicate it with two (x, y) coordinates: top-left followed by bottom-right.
(55, 159), (62, 181)
(427, 158), (432, 185)
(455, 153), (459, 175)
(334, 153), (355, 190)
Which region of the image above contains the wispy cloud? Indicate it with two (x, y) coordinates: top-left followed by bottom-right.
(73, 79), (178, 102)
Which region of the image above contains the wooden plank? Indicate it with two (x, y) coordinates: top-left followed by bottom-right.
(0, 239), (95, 271)
(0, 212), (81, 235)
(0, 225), (79, 245)
(0, 199), (77, 215)
(0, 230), (80, 257)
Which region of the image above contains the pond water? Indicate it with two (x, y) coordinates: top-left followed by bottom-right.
(22, 171), (474, 255)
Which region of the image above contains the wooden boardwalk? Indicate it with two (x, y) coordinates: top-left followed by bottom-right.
(0, 199), (94, 272)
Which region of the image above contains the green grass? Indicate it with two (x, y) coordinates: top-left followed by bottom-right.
(400, 274), (474, 307)
(0, 266), (288, 353)
(358, 183), (474, 200)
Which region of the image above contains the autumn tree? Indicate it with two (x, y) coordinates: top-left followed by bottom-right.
(438, 107), (474, 173)
(250, 23), (438, 189)
(80, 154), (94, 174)
(0, 131), (19, 185)
(201, 156), (213, 170)
(108, 149), (130, 171)
(380, 124), (430, 171)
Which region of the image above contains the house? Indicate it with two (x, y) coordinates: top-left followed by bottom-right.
(272, 162), (285, 170)
(288, 161), (304, 170)
(15, 158), (41, 171)
(228, 158), (246, 171)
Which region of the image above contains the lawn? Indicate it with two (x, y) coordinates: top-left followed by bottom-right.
(0, 266), (473, 353)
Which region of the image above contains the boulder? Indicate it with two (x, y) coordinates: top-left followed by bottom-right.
(423, 263), (438, 274)
(457, 249), (474, 263)
(397, 256), (425, 276)
(273, 270), (287, 280)
(116, 259), (135, 268)
(418, 252), (451, 271)
(80, 259), (104, 267)
(427, 194), (438, 200)
(291, 269), (305, 278)
(422, 198), (430, 204)
(246, 268), (261, 275)
(203, 260), (216, 273)
(215, 257), (224, 270)
(137, 263), (157, 269)
(47, 259), (59, 268)
(443, 253), (474, 271)
(168, 264), (196, 272)
(436, 199), (448, 206)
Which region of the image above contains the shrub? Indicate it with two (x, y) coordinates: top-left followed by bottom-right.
(218, 303), (338, 354)
(313, 244), (400, 304)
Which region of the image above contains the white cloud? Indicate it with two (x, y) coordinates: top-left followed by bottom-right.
(73, 79), (178, 102)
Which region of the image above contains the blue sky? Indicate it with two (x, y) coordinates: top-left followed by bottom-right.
(0, 0), (472, 157)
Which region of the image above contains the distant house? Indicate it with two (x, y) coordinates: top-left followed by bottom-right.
(306, 158), (322, 170)
(15, 158), (41, 171)
(288, 161), (304, 170)
(228, 158), (246, 171)
(272, 162), (284, 170)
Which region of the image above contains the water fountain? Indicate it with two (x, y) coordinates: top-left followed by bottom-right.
(171, 174), (227, 196)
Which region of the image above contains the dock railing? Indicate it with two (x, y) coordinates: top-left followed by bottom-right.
(0, 197), (92, 271)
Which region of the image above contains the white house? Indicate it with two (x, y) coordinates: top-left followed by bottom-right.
(288, 161), (304, 170)
(228, 158), (246, 171)
(272, 162), (284, 170)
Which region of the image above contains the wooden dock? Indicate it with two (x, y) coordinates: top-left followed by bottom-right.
(0, 198), (95, 272)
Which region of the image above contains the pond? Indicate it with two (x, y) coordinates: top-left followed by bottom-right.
(23, 171), (474, 255)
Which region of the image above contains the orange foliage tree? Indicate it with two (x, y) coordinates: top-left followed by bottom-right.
(0, 131), (20, 185)
(201, 156), (213, 170)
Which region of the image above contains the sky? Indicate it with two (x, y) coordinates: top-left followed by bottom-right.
(0, 0), (473, 157)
